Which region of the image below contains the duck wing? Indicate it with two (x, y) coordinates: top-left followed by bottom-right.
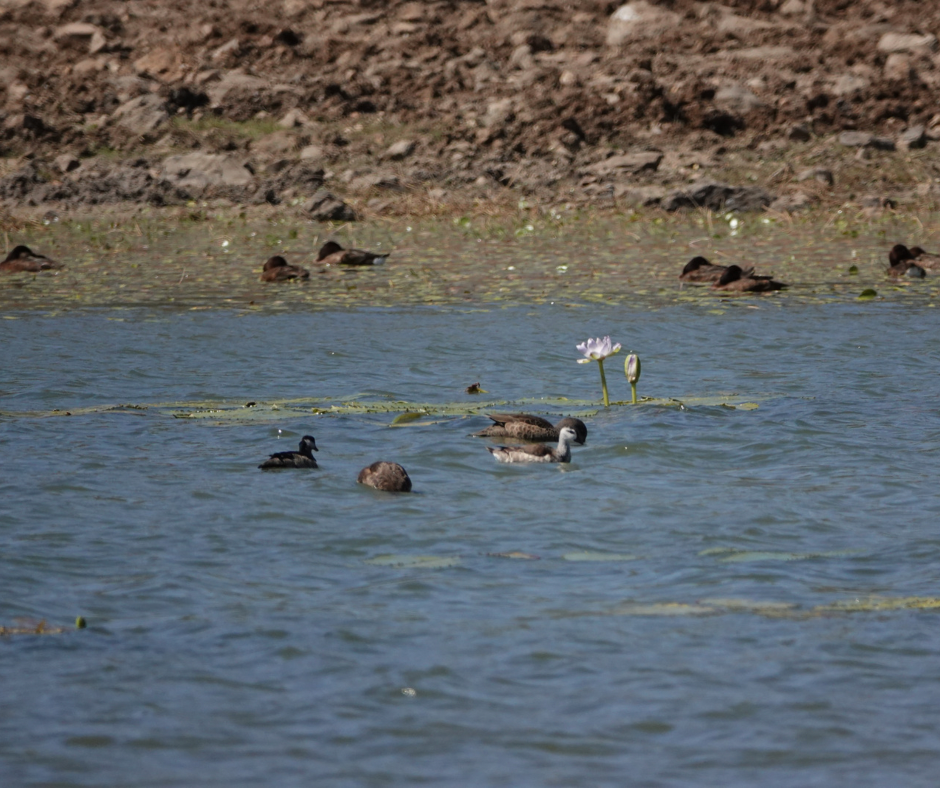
(259, 451), (318, 469)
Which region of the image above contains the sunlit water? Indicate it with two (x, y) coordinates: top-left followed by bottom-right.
(4, 219), (940, 786)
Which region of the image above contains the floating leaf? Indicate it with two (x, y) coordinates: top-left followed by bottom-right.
(364, 554), (461, 569)
(562, 551), (638, 562)
(858, 288), (878, 300)
(487, 551), (540, 560)
(609, 602), (718, 617)
(391, 412), (425, 425)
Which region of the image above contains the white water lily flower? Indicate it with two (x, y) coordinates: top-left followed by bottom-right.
(576, 336), (622, 364)
(625, 354), (641, 384)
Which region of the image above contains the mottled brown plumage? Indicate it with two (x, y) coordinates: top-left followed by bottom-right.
(0, 245), (61, 273)
(260, 256), (310, 282)
(473, 413), (587, 444)
(678, 256), (746, 283)
(358, 461), (412, 492)
(713, 265), (786, 292)
(317, 241), (388, 266)
(487, 426), (578, 464)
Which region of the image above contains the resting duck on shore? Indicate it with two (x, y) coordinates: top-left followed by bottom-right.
(473, 413), (587, 445)
(890, 244), (938, 273)
(317, 241), (388, 267)
(259, 436), (318, 469)
(678, 256), (751, 283)
(0, 245), (61, 273)
(713, 265), (786, 293)
(260, 256), (310, 282)
(487, 426), (578, 464)
(358, 461), (412, 492)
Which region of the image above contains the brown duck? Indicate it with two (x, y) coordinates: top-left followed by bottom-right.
(317, 241), (388, 267)
(678, 256), (750, 283)
(358, 461), (412, 492)
(473, 414), (587, 445)
(259, 436), (318, 469)
(889, 244), (934, 274)
(713, 265), (786, 292)
(0, 245), (61, 273)
(487, 426), (578, 464)
(260, 256), (310, 282)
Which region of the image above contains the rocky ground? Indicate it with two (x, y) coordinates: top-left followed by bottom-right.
(2, 0), (940, 218)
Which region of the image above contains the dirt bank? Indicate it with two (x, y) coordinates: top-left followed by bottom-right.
(2, 0), (940, 217)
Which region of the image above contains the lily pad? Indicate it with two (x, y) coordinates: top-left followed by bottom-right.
(609, 602), (718, 617)
(815, 596), (940, 613)
(562, 551), (639, 562)
(857, 288), (878, 300)
(487, 551), (540, 560)
(391, 412), (426, 425)
(364, 554), (461, 569)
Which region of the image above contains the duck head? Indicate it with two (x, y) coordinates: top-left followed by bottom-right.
(6, 245), (38, 261)
(263, 255), (289, 271)
(716, 265), (744, 286)
(681, 256), (712, 274)
(300, 435), (318, 453)
(317, 241), (344, 261)
(889, 244), (914, 266)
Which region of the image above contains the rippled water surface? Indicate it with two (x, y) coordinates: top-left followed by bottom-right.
(4, 217), (940, 787)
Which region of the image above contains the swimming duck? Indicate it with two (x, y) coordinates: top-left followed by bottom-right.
(0, 245), (60, 273)
(317, 241), (388, 266)
(678, 256), (748, 283)
(890, 244), (938, 272)
(259, 435), (318, 469)
(357, 461), (412, 492)
(260, 256), (310, 282)
(487, 426), (578, 464)
(887, 258), (926, 279)
(713, 265), (786, 292)
(473, 413), (587, 445)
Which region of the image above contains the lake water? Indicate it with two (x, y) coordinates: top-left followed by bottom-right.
(3, 215), (940, 786)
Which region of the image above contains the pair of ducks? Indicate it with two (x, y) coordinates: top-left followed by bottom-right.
(679, 257), (786, 292)
(888, 244), (939, 279)
(259, 413), (588, 493)
(259, 435), (412, 492)
(261, 241), (388, 282)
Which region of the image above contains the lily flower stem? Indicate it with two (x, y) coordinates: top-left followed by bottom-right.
(597, 359), (610, 407)
(630, 382), (637, 405)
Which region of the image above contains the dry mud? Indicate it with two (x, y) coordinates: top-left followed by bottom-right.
(2, 0), (940, 216)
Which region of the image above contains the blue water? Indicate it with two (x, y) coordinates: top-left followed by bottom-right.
(3, 300), (940, 787)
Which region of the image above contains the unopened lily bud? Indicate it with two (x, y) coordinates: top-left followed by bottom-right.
(625, 354), (641, 384)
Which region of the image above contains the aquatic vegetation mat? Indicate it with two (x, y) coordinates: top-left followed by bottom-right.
(4, 209), (940, 312)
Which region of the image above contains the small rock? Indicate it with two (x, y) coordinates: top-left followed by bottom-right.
(299, 144), (325, 162)
(133, 48), (181, 81)
(89, 30), (107, 55)
(714, 83), (763, 113)
(796, 168), (834, 186)
(831, 73), (870, 97)
(663, 182), (773, 213)
(898, 125), (927, 151)
(587, 151), (663, 176)
(483, 98), (514, 129)
(112, 94), (169, 135)
(884, 53), (914, 82)
(54, 153), (80, 173)
(161, 152), (254, 192)
(770, 191), (815, 213)
(207, 70), (268, 107)
(278, 108), (309, 128)
(607, 1), (680, 46)
(877, 32), (938, 54)
(211, 38), (241, 63)
(304, 190), (357, 221)
(838, 131), (895, 151)
(612, 184), (665, 207)
(778, 0), (806, 15)
(384, 139), (416, 161)
(788, 123), (812, 142)
(53, 22), (101, 49)
(252, 131), (299, 158)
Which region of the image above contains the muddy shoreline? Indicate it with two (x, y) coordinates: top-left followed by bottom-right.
(2, 0), (940, 218)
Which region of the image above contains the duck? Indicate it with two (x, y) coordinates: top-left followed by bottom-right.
(0, 245), (61, 273)
(487, 426), (578, 464)
(713, 265), (786, 292)
(357, 461), (412, 492)
(888, 258), (926, 279)
(473, 413), (587, 445)
(317, 241), (388, 267)
(259, 435), (318, 469)
(679, 256), (749, 283)
(260, 256), (310, 282)
(889, 244), (937, 272)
